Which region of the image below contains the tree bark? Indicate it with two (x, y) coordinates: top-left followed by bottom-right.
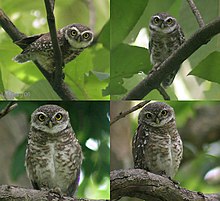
(0, 185), (106, 201)
(111, 169), (220, 201)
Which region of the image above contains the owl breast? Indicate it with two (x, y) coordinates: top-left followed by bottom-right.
(143, 124), (182, 178)
(150, 30), (181, 65)
(26, 127), (82, 195)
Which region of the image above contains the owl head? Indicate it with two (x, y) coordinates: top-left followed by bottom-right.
(31, 104), (70, 134)
(138, 102), (175, 127)
(149, 13), (178, 34)
(62, 23), (94, 49)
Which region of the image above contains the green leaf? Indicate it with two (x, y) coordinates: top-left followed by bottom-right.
(98, 20), (110, 50)
(189, 51), (220, 84)
(25, 80), (60, 100)
(110, 43), (150, 95)
(110, 0), (148, 49)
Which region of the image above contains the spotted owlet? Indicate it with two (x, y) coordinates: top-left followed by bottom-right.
(149, 13), (185, 87)
(132, 102), (183, 178)
(25, 104), (83, 196)
(14, 24), (94, 73)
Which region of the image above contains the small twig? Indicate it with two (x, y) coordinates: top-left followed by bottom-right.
(0, 102), (18, 119)
(157, 86), (170, 100)
(44, 0), (64, 87)
(110, 100), (150, 126)
(187, 0), (205, 27)
(83, 0), (96, 31)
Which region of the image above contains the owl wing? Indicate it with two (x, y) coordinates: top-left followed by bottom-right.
(66, 168), (80, 196)
(178, 27), (185, 45)
(132, 124), (149, 170)
(14, 34), (45, 49)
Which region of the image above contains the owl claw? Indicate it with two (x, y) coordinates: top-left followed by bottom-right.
(49, 187), (63, 198)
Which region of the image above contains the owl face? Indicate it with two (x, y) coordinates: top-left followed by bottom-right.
(63, 24), (94, 49)
(138, 102), (175, 127)
(149, 13), (177, 34)
(31, 105), (70, 134)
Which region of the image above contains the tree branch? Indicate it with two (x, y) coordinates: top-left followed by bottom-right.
(0, 8), (76, 100)
(111, 169), (220, 201)
(0, 185), (106, 201)
(0, 102), (17, 119)
(110, 100), (150, 126)
(123, 17), (220, 100)
(187, 0), (205, 27)
(44, 0), (64, 88)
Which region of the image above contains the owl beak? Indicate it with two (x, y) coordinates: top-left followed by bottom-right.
(160, 23), (165, 29)
(76, 36), (81, 42)
(155, 117), (160, 124)
(48, 121), (53, 128)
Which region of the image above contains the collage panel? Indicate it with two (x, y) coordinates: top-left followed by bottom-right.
(110, 0), (220, 100)
(0, 101), (110, 200)
(1, 0), (220, 201)
(110, 101), (220, 200)
(0, 0), (110, 100)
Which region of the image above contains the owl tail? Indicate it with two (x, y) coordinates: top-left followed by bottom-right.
(162, 69), (178, 88)
(13, 52), (31, 63)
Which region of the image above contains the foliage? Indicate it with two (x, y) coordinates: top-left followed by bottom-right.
(110, 0), (220, 100)
(7, 101), (110, 199)
(0, 0), (110, 100)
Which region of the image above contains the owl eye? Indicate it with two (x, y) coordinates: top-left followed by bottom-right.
(55, 113), (63, 121)
(153, 17), (160, 24)
(161, 110), (168, 116)
(38, 114), (46, 122)
(145, 112), (152, 119)
(83, 32), (90, 39)
(71, 30), (77, 36)
(166, 18), (173, 24)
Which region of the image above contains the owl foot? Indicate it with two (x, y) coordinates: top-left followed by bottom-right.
(48, 187), (63, 198)
(159, 171), (180, 185)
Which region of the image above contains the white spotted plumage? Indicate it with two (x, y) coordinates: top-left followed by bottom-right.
(14, 24), (94, 73)
(149, 13), (185, 87)
(132, 102), (183, 179)
(25, 104), (83, 196)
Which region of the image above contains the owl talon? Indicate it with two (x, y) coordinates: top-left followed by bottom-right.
(49, 187), (63, 198)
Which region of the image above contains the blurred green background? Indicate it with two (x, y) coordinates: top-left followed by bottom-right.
(0, 0), (110, 100)
(111, 101), (220, 200)
(110, 0), (220, 100)
(0, 101), (110, 199)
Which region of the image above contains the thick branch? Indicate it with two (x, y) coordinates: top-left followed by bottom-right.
(0, 185), (105, 201)
(0, 8), (76, 100)
(187, 0), (205, 27)
(123, 17), (220, 100)
(44, 0), (64, 87)
(111, 169), (220, 201)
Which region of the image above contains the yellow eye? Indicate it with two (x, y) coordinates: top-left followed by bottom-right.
(83, 32), (90, 39)
(145, 113), (152, 119)
(55, 113), (63, 121)
(166, 18), (173, 24)
(71, 30), (77, 36)
(153, 17), (160, 24)
(161, 110), (168, 116)
(38, 114), (45, 122)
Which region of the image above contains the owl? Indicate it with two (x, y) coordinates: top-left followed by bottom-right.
(14, 24), (94, 73)
(149, 13), (185, 87)
(132, 102), (183, 179)
(25, 104), (83, 196)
